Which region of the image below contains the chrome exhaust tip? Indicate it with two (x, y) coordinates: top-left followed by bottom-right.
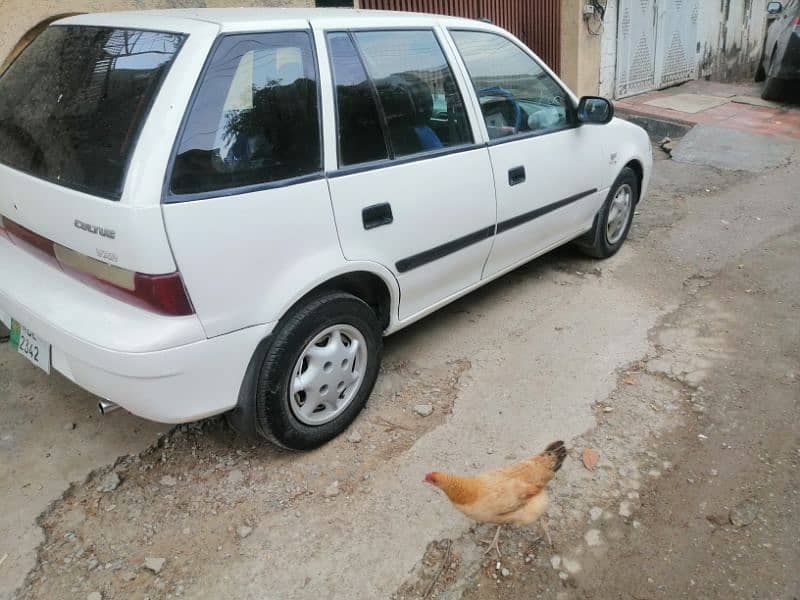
(98, 399), (120, 415)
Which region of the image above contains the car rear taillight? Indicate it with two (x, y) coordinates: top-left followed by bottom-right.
(1, 216), (194, 317)
(795, 15), (800, 31)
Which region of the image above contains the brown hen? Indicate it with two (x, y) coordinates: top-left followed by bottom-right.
(425, 440), (567, 556)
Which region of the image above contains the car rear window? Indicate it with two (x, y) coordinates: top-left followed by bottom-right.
(0, 25), (184, 200)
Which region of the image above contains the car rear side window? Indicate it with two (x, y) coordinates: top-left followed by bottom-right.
(352, 30), (473, 159)
(0, 26), (184, 200)
(327, 29), (473, 168)
(170, 31), (321, 197)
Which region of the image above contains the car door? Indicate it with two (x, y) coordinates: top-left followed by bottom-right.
(448, 29), (607, 278)
(318, 26), (496, 321)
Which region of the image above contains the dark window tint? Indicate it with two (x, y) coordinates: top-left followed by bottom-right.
(353, 30), (473, 158)
(451, 30), (571, 140)
(0, 26), (183, 199)
(327, 32), (388, 166)
(171, 32), (321, 196)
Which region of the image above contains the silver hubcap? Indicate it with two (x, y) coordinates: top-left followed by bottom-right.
(606, 184), (633, 245)
(289, 324), (368, 426)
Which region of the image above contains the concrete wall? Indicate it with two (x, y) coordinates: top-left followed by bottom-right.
(598, 0), (618, 98)
(0, 0), (314, 69)
(560, 0), (603, 97)
(697, 0), (770, 81)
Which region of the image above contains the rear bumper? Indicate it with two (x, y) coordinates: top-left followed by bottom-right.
(0, 236), (272, 422)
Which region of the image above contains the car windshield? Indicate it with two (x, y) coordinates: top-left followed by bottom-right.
(0, 25), (184, 200)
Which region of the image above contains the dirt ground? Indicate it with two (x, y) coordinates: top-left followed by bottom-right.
(2, 134), (799, 599)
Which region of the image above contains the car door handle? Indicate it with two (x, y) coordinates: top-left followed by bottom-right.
(362, 203), (394, 230)
(508, 166), (526, 186)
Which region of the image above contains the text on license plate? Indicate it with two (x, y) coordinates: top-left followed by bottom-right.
(10, 319), (51, 373)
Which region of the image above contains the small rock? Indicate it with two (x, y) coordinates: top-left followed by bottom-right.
(87, 593), (102, 600)
(346, 431), (363, 444)
(584, 529), (602, 547)
(632, 520), (642, 529)
(227, 470), (244, 485)
(730, 501), (759, 527)
(159, 475), (177, 487)
(143, 557), (165, 574)
(562, 557), (581, 574)
(589, 507), (603, 521)
(237, 526), (253, 539)
(96, 471), (120, 493)
(64, 422), (76, 431)
(413, 404), (433, 417)
(647, 470), (661, 478)
(550, 555), (561, 569)
(559, 572), (569, 580)
(323, 481), (340, 498)
(619, 501), (633, 518)
(501, 568), (510, 577)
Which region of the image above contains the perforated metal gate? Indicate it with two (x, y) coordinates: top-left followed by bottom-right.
(615, 0), (699, 98)
(359, 0), (561, 74)
(655, 0), (699, 88)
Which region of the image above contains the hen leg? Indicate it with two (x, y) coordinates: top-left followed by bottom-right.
(539, 518), (553, 547)
(480, 525), (503, 557)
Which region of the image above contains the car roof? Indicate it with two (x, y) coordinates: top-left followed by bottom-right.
(57, 7), (495, 34)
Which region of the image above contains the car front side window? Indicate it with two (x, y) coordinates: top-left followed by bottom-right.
(450, 30), (572, 140)
(170, 31), (321, 197)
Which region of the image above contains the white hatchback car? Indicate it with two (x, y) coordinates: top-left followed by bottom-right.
(0, 8), (651, 449)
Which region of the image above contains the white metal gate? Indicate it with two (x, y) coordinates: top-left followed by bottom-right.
(615, 0), (699, 98)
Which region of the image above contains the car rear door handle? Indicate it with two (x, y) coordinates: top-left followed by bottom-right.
(508, 166), (526, 186)
(362, 203), (394, 230)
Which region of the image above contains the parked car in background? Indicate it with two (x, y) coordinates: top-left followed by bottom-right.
(757, 0), (800, 100)
(0, 9), (651, 450)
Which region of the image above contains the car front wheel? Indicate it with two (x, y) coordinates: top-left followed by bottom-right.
(253, 292), (382, 450)
(575, 166), (639, 259)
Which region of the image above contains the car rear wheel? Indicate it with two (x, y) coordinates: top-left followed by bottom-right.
(575, 166), (639, 259)
(252, 292), (382, 450)
(761, 77), (785, 101)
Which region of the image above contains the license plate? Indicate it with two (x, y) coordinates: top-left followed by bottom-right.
(9, 319), (51, 373)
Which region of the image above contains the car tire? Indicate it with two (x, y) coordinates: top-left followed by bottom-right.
(575, 166), (639, 259)
(252, 292), (382, 451)
(761, 77), (784, 101)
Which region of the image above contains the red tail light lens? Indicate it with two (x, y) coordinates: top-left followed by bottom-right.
(3, 216), (60, 268)
(133, 272), (195, 317)
(1, 216), (194, 317)
(795, 15), (800, 29)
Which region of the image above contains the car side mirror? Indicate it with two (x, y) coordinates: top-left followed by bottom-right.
(767, 1), (783, 14)
(577, 96), (614, 125)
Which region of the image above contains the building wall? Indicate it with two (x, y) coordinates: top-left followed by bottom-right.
(560, 0), (602, 96)
(597, 0), (770, 99)
(598, 0), (618, 98)
(697, 0), (770, 81)
(0, 0), (314, 69)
